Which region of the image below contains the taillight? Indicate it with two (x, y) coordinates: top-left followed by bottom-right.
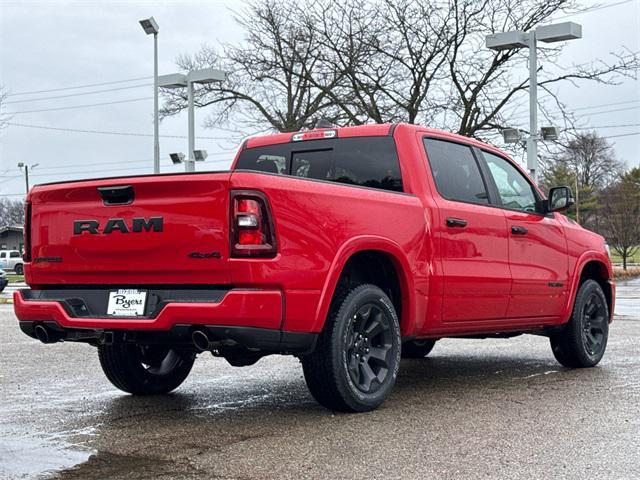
(230, 191), (277, 257)
(23, 201), (32, 262)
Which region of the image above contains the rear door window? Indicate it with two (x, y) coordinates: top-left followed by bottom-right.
(423, 138), (489, 204)
(236, 137), (403, 193)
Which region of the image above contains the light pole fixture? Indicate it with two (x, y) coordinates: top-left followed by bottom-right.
(193, 150), (208, 162)
(502, 128), (524, 144)
(486, 21), (582, 181)
(18, 162), (39, 193)
(169, 151), (208, 166)
(159, 67), (226, 172)
(540, 126), (560, 141)
(139, 16), (160, 175)
(169, 152), (185, 165)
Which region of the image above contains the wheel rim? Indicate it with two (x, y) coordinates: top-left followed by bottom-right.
(139, 346), (181, 376)
(581, 293), (607, 356)
(346, 303), (393, 394)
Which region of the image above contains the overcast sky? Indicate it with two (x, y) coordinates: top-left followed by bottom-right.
(1, 0), (639, 199)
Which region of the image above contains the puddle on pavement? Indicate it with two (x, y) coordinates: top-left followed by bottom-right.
(0, 434), (92, 479)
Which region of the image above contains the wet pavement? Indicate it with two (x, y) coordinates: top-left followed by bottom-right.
(1, 279), (639, 480)
(615, 276), (640, 318)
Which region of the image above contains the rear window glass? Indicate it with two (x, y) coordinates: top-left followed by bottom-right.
(423, 138), (489, 204)
(235, 136), (403, 193)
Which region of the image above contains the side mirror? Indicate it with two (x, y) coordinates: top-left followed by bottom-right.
(547, 186), (574, 213)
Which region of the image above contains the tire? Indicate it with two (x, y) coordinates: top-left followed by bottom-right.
(402, 339), (437, 359)
(550, 279), (609, 368)
(98, 343), (195, 395)
(301, 284), (402, 412)
(14, 264), (23, 275)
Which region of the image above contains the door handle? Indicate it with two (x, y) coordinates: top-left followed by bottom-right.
(446, 217), (468, 228)
(511, 225), (528, 235)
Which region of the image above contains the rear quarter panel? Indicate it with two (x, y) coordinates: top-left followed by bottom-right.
(229, 171), (428, 334)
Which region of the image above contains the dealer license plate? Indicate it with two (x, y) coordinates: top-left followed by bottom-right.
(107, 289), (147, 316)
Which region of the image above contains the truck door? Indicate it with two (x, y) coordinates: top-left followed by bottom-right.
(423, 138), (511, 323)
(479, 150), (569, 319)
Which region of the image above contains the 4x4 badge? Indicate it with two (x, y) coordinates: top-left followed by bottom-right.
(188, 251), (222, 259)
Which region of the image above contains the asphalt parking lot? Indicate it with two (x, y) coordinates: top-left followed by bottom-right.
(1, 279), (639, 480)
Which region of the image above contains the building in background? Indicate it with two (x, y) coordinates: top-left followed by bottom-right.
(0, 226), (24, 251)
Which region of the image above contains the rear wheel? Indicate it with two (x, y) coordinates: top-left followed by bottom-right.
(550, 279), (609, 368)
(98, 343), (195, 395)
(301, 284), (401, 412)
(14, 264), (23, 275)
(402, 339), (437, 358)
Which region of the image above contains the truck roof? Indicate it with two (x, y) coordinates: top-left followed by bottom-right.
(243, 123), (507, 158)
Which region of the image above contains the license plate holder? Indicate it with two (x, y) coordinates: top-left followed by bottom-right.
(107, 289), (147, 317)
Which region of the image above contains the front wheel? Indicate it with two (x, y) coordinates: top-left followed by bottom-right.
(14, 264), (23, 275)
(301, 284), (401, 412)
(98, 343), (195, 395)
(550, 279), (609, 368)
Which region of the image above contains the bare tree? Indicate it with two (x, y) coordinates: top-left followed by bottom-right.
(0, 198), (25, 228)
(303, 0), (456, 125)
(0, 85), (11, 130)
(541, 131), (624, 227)
(443, 0), (639, 140)
(599, 168), (640, 270)
(161, 0), (345, 134)
(556, 132), (624, 190)
(162, 0), (640, 140)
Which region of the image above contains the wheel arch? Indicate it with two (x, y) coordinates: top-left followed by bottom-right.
(564, 253), (614, 323)
(313, 237), (416, 336)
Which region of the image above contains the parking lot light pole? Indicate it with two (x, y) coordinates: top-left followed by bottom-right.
(158, 68), (227, 172)
(486, 22), (582, 181)
(17, 162), (39, 193)
(139, 17), (160, 174)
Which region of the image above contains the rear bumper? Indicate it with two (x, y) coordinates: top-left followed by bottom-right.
(14, 288), (283, 331)
(15, 288), (317, 353)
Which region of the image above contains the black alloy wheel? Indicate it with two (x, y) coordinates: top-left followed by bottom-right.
(301, 284), (401, 412)
(550, 279), (609, 368)
(346, 303), (394, 394)
(580, 292), (607, 356)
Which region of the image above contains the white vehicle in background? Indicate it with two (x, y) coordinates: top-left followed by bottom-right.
(0, 250), (23, 275)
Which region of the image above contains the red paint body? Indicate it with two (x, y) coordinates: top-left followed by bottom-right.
(14, 124), (614, 338)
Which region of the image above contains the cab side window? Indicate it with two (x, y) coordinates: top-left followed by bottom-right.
(483, 151), (538, 213)
(423, 138), (489, 205)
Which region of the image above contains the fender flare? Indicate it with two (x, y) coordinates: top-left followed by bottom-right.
(562, 250), (613, 321)
(312, 235), (416, 335)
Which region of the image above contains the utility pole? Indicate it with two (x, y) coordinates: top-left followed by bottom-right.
(139, 17), (160, 174)
(17, 162), (38, 193)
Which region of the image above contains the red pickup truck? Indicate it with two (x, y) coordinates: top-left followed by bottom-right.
(14, 123), (614, 412)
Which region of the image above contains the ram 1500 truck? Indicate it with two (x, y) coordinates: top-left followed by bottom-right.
(14, 123), (614, 412)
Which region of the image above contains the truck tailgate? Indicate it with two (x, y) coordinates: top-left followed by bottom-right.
(27, 173), (231, 286)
